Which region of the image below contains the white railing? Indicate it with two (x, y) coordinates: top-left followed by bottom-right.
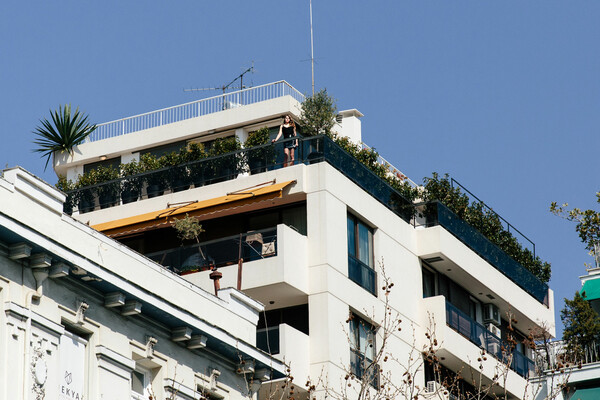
(88, 81), (305, 143)
(360, 142), (419, 188)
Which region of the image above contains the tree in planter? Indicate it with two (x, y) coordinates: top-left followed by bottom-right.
(94, 165), (120, 208)
(186, 142), (208, 187)
(560, 291), (600, 363)
(206, 136), (242, 183)
(172, 214), (207, 274)
(245, 127), (276, 173)
(161, 149), (191, 193)
(74, 169), (98, 213)
(55, 176), (76, 215)
(140, 153), (167, 198)
(32, 104), (96, 170)
(120, 159), (143, 204)
(300, 89), (337, 137)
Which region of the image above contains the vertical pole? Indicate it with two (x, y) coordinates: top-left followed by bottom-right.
(310, 0), (315, 95)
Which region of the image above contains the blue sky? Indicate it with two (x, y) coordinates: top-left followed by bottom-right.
(1, 1), (599, 336)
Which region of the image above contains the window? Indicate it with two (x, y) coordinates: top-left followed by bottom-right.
(347, 214), (376, 294)
(131, 366), (151, 400)
(349, 313), (378, 387)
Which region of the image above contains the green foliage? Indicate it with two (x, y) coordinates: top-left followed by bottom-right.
(209, 136), (242, 156)
(32, 104), (97, 170)
(55, 175), (75, 193)
(300, 89), (337, 136)
(172, 214), (205, 242)
(551, 192), (600, 256)
(187, 142), (208, 161)
(561, 291), (600, 359)
(424, 173), (551, 283)
(245, 127), (271, 147)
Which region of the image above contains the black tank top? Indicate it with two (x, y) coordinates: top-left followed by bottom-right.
(282, 125), (294, 138)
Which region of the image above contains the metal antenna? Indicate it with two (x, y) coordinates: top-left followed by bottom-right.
(309, 0), (315, 95)
(184, 62), (255, 95)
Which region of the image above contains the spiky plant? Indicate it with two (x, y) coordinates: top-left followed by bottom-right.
(32, 104), (96, 170)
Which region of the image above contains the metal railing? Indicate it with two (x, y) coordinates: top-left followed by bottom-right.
(88, 81), (305, 142)
(450, 178), (536, 257)
(445, 302), (535, 378)
(536, 340), (600, 371)
(360, 142), (419, 188)
(348, 255), (376, 295)
(145, 228), (277, 274)
(420, 201), (549, 305)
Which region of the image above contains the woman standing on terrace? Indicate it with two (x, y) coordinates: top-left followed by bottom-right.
(272, 115), (297, 167)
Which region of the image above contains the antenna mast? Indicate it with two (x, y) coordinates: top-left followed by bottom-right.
(309, 0), (315, 95)
(184, 63), (255, 94)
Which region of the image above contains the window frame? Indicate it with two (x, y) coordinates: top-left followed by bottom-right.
(347, 213), (377, 295)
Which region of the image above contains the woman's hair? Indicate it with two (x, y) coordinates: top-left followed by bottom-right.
(283, 114), (296, 128)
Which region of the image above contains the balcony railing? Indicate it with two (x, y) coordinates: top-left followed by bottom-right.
(65, 136), (415, 223)
(145, 228), (277, 274)
(88, 81), (305, 142)
(348, 255), (376, 295)
(536, 339), (600, 371)
(421, 201), (549, 305)
(445, 301), (534, 378)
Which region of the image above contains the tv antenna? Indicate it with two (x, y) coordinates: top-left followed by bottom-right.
(184, 63), (255, 95)
(309, 0), (315, 95)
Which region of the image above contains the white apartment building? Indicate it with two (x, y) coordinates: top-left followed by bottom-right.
(48, 81), (555, 399)
(0, 167), (286, 399)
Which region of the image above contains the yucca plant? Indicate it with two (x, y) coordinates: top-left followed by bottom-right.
(32, 104), (96, 170)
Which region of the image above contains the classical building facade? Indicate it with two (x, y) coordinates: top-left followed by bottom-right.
(0, 167), (285, 399)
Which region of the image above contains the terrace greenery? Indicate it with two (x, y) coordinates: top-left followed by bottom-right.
(57, 91), (550, 283)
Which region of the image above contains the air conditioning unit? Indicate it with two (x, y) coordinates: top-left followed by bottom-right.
(483, 303), (501, 326)
(424, 381), (450, 399)
(486, 323), (501, 337)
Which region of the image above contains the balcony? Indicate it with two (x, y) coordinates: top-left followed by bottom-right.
(419, 201), (549, 305)
(348, 255), (376, 295)
(145, 227), (277, 274)
(538, 340), (600, 371)
(256, 323), (310, 399)
(65, 135), (415, 224)
(422, 296), (530, 398)
(445, 301), (534, 378)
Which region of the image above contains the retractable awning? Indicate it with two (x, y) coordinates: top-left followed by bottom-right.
(581, 278), (600, 301)
(570, 387), (600, 400)
(92, 180), (296, 238)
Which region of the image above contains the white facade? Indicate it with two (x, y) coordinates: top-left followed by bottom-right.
(0, 167), (285, 400)
(47, 82), (555, 400)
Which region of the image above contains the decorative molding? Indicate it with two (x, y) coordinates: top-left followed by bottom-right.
(95, 345), (135, 380)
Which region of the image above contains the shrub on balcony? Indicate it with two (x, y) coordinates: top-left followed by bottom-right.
(139, 153), (167, 198)
(161, 150), (191, 192)
(205, 136), (243, 182)
(56, 176), (76, 215)
(186, 143), (209, 187)
(75, 169), (98, 213)
(245, 127), (275, 173)
(422, 173), (551, 284)
(94, 165), (120, 208)
(120, 160), (143, 204)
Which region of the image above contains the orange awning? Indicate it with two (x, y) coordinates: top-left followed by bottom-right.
(93, 180), (296, 238)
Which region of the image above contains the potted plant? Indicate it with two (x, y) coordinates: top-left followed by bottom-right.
(300, 89), (337, 162)
(140, 153), (166, 198)
(94, 165), (120, 209)
(55, 176), (76, 215)
(206, 136), (242, 184)
(120, 160), (143, 204)
(172, 214), (208, 275)
(245, 127), (275, 174)
(187, 142), (208, 188)
(161, 150), (190, 193)
(75, 170), (97, 213)
(32, 104), (96, 171)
